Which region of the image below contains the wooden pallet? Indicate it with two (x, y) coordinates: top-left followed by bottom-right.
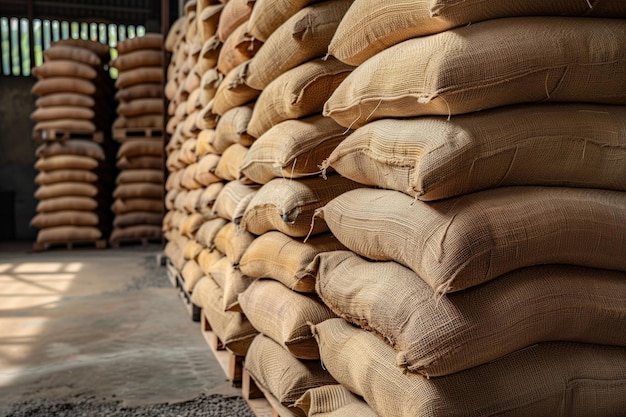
(113, 127), (163, 141)
(165, 258), (201, 321)
(109, 236), (163, 248)
(33, 239), (107, 252)
(33, 129), (105, 143)
(243, 369), (297, 417)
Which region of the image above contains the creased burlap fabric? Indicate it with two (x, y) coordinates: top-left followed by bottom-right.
(320, 187), (626, 294)
(214, 221), (255, 265)
(295, 385), (379, 417)
(314, 319), (626, 417)
(247, 0), (321, 41)
(212, 180), (260, 222)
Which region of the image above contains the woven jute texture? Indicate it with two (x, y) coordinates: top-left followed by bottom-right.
(190, 276), (258, 356)
(36, 92), (95, 108)
(294, 385), (379, 417)
(32, 60), (97, 79)
(116, 97), (163, 117)
(214, 143), (250, 182)
(44, 44), (100, 66)
(324, 17), (626, 128)
(198, 182), (225, 219)
(330, 0), (626, 66)
(117, 169), (163, 185)
(181, 164), (204, 190)
(109, 225), (161, 242)
(117, 140), (163, 158)
(321, 187), (626, 295)
(207, 255), (229, 289)
(194, 153), (221, 186)
(244, 333), (337, 412)
(31, 106), (94, 122)
(246, 0), (352, 90)
(212, 61), (260, 116)
(314, 319), (626, 417)
(325, 103), (626, 200)
(217, 22), (262, 76)
(197, 248), (223, 276)
(239, 231), (346, 293)
(214, 104), (255, 152)
(214, 221), (255, 265)
(35, 155), (99, 171)
(212, 180), (260, 222)
(36, 226), (102, 243)
(35, 182), (98, 200)
(247, 0), (320, 41)
(315, 251), (626, 377)
(181, 258), (204, 293)
(195, 217), (228, 248)
(216, 0), (254, 42)
(37, 196), (98, 213)
(198, 4), (223, 43)
(207, 255), (254, 312)
(31, 211), (99, 229)
(241, 115), (350, 184)
(36, 140), (104, 160)
(113, 183), (163, 199)
(111, 198), (162, 214)
(239, 279), (336, 359)
(247, 57), (353, 138)
(112, 211), (162, 228)
(36, 170), (98, 185)
(240, 175), (363, 237)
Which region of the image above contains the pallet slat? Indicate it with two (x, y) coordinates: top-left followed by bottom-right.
(33, 129), (105, 143)
(33, 239), (107, 252)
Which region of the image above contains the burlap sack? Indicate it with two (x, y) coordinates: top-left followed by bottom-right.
(35, 182), (98, 200)
(240, 175), (363, 237)
(330, 0), (626, 66)
(199, 4), (224, 43)
(117, 169), (163, 185)
(31, 210), (99, 229)
(198, 182), (225, 219)
(214, 221), (255, 265)
(117, 140), (163, 158)
(320, 187), (626, 295)
(216, 0), (254, 42)
(183, 188), (204, 214)
(113, 183), (164, 199)
(36, 140), (104, 160)
(178, 138), (198, 165)
(240, 279), (336, 359)
(165, 188), (178, 210)
(247, 58), (352, 138)
(113, 211), (163, 228)
(212, 61), (260, 116)
(324, 17), (626, 128)
(174, 190), (188, 212)
(195, 217), (229, 249)
(36, 226), (102, 243)
(52, 38), (109, 59)
(245, 333), (337, 416)
(31, 106), (94, 122)
(32, 60), (97, 80)
(35, 155), (99, 171)
(110, 49), (162, 71)
(214, 143), (249, 182)
(180, 212), (205, 239)
(190, 276), (258, 355)
(117, 98), (164, 117)
(116, 33), (163, 54)
(115, 83), (163, 102)
(239, 231), (345, 293)
(196, 102), (219, 131)
(200, 69), (221, 107)
(33, 119), (96, 134)
(43, 45), (100, 66)
(247, 0), (319, 41)
(110, 225), (161, 242)
(206, 254), (229, 289)
(181, 258), (205, 292)
(117, 156), (163, 170)
(325, 103), (626, 200)
(196, 128), (219, 157)
(198, 36), (222, 75)
(315, 251), (626, 377)
(217, 22), (262, 76)
(246, 0), (352, 90)
(207, 256), (254, 312)
(197, 248), (223, 275)
(36, 196), (98, 213)
(295, 385), (379, 417)
(194, 153), (221, 186)
(241, 115), (349, 184)
(35, 93), (95, 108)
(212, 181), (260, 222)
(116, 67), (163, 89)
(32, 77), (96, 96)
(113, 114), (163, 129)
(111, 198), (163, 214)
(35, 169), (98, 185)
(180, 164), (205, 190)
(314, 319), (626, 417)
(213, 104), (254, 152)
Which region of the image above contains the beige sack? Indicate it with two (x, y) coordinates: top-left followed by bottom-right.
(116, 67), (163, 89)
(212, 61), (260, 116)
(113, 183), (164, 199)
(212, 181), (260, 222)
(116, 169), (163, 185)
(198, 182), (225, 219)
(195, 217), (229, 249)
(31, 106), (94, 122)
(247, 0), (318, 41)
(194, 153), (222, 186)
(213, 104), (254, 153)
(37, 226), (102, 243)
(216, 0), (254, 42)
(214, 143), (249, 182)
(217, 22), (262, 76)
(35, 182), (98, 200)
(113, 211), (163, 228)
(117, 98), (164, 117)
(115, 83), (163, 102)
(181, 259), (205, 293)
(35, 169), (97, 185)
(33, 119), (96, 134)
(35, 93), (95, 108)
(110, 49), (163, 71)
(43, 45), (100, 66)
(295, 385), (379, 417)
(117, 140), (164, 158)
(36, 140), (104, 160)
(31, 77), (96, 96)
(36, 196), (98, 213)
(214, 221), (255, 265)
(116, 33), (163, 54)
(35, 155), (98, 172)
(31, 211), (99, 229)
(117, 156), (163, 170)
(199, 4), (224, 43)
(110, 225), (161, 242)
(32, 60), (97, 79)
(111, 198), (163, 214)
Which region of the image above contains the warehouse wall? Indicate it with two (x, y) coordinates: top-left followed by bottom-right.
(0, 76), (38, 241)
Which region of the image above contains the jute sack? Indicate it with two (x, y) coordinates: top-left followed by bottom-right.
(330, 0), (626, 66)
(214, 221), (255, 265)
(324, 103), (626, 200)
(117, 140), (163, 158)
(198, 182), (225, 219)
(37, 226), (102, 243)
(196, 101), (219, 131)
(314, 319), (626, 417)
(37, 196), (98, 213)
(35, 155), (99, 171)
(212, 181), (260, 222)
(183, 189), (204, 214)
(110, 49), (162, 71)
(198, 36), (222, 75)
(207, 256), (255, 312)
(190, 275), (258, 355)
(178, 138), (198, 166)
(117, 169), (163, 185)
(216, 0), (254, 42)
(33, 119), (96, 134)
(241, 115), (349, 184)
(116, 33), (163, 54)
(36, 140), (104, 160)
(206, 254), (228, 289)
(113, 183), (163, 199)
(194, 153), (221, 186)
(294, 385), (379, 417)
(110, 225), (161, 242)
(51, 38), (109, 59)
(117, 98), (164, 117)
(181, 258), (205, 292)
(239, 279), (336, 359)
(115, 83), (163, 102)
(111, 198), (163, 214)
(200, 69), (221, 107)
(247, 58), (353, 138)
(246, 0), (352, 90)
(181, 164), (205, 190)
(212, 61), (260, 116)
(245, 334), (337, 416)
(240, 175), (363, 237)
(315, 251), (626, 377)
(35, 169), (97, 185)
(324, 17), (626, 128)
(247, 0), (320, 41)
(31, 211), (99, 229)
(195, 217), (229, 249)
(199, 4), (224, 43)
(217, 22), (262, 76)
(180, 212), (205, 239)
(35, 182), (98, 200)
(173, 187), (188, 211)
(239, 231), (346, 293)
(31, 106), (94, 122)
(43, 45), (100, 66)
(197, 248), (223, 275)
(165, 188), (178, 210)
(166, 150), (185, 172)
(32, 77), (96, 96)
(115, 67), (163, 89)
(117, 155), (163, 170)
(320, 187), (626, 295)
(214, 143), (250, 182)
(196, 128), (219, 157)
(214, 104), (254, 152)
(112, 114), (163, 129)
(32, 60), (97, 79)
(113, 211), (163, 228)
(36, 93), (95, 108)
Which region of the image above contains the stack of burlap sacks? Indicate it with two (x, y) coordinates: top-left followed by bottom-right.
(30, 40), (114, 246)
(109, 34), (165, 244)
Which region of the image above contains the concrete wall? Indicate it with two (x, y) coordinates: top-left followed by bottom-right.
(0, 76), (38, 241)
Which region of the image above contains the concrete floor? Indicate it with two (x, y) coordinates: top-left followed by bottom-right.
(0, 243), (234, 414)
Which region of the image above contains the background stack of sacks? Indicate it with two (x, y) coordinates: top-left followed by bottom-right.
(109, 34), (165, 245)
(31, 39), (114, 138)
(310, 2), (626, 416)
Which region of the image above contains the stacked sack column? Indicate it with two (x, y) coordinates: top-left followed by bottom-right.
(30, 40), (114, 249)
(109, 33), (166, 246)
(310, 2), (626, 416)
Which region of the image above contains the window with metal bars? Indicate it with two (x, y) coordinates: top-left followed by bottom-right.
(0, 17), (145, 77)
